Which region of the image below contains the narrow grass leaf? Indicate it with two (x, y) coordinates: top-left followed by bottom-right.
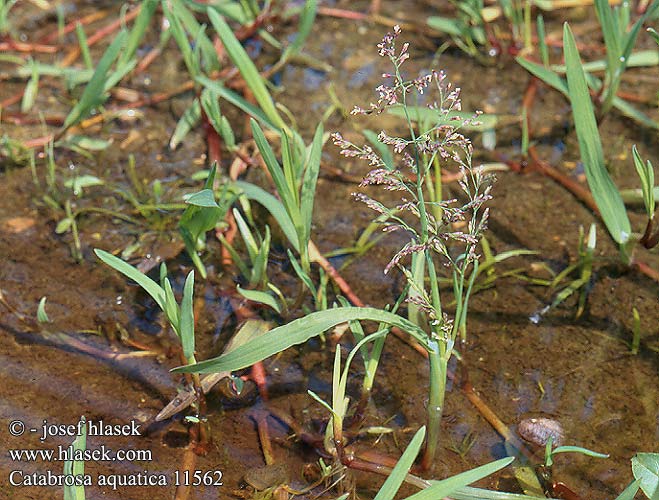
(300, 123), (323, 244)
(37, 297), (51, 323)
(564, 22), (631, 244)
(170, 0), (218, 72)
(632, 145), (655, 218)
(173, 307), (429, 373)
(120, 0), (158, 66)
(64, 30), (127, 129)
(427, 16), (463, 37)
(21, 61), (39, 113)
(180, 271), (195, 359)
(235, 181), (298, 250)
(170, 99), (201, 150)
(208, 8), (285, 129)
(251, 120), (301, 232)
(551, 50), (659, 74)
(406, 458), (514, 500)
(75, 22), (92, 70)
(451, 486), (552, 500)
(516, 57), (568, 96)
(374, 427), (426, 500)
(95, 249), (165, 310)
(282, 0), (318, 62)
(537, 15), (548, 67)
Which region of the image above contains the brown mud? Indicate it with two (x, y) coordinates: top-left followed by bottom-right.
(1, 1), (658, 499)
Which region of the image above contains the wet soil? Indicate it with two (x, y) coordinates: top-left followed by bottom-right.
(1, 1), (659, 499)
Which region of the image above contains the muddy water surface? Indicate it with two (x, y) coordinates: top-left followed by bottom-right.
(1, 1), (659, 499)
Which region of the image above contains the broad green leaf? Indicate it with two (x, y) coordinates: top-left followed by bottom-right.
(564, 23), (631, 244)
(180, 271), (195, 359)
(207, 8), (285, 129)
(173, 307), (429, 373)
(64, 30), (127, 129)
(374, 427), (426, 500)
(95, 249), (165, 310)
(632, 453), (659, 500)
(184, 188), (219, 208)
(406, 458), (514, 500)
(237, 286), (282, 314)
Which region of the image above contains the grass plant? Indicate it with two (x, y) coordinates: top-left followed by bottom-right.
(176, 26), (492, 470)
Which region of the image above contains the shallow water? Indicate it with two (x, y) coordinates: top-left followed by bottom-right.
(1, 1), (659, 499)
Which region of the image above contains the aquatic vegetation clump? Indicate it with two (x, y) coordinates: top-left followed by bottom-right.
(333, 26), (493, 467)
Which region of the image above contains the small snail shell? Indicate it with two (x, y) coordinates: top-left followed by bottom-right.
(518, 417), (564, 448)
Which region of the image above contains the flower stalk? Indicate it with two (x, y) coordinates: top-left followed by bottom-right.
(334, 26), (492, 468)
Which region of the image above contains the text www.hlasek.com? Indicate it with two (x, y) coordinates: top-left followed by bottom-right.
(9, 445), (152, 462)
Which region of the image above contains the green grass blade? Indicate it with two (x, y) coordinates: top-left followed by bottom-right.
(207, 8), (285, 129)
(632, 145), (655, 218)
(170, 99), (201, 149)
(94, 249), (166, 310)
(196, 75), (279, 131)
(173, 307), (429, 373)
(119, 0), (158, 66)
(374, 427), (426, 500)
(75, 22), (92, 70)
(451, 486), (551, 500)
(180, 271), (195, 359)
(406, 458), (514, 500)
(427, 16), (463, 37)
(614, 480), (642, 500)
(234, 181), (298, 250)
(251, 119), (301, 232)
(516, 57), (568, 96)
(563, 23), (631, 244)
(550, 50), (659, 73)
(282, 0), (318, 62)
(300, 123), (323, 245)
(170, 0), (219, 72)
(64, 30), (127, 128)
(537, 14), (549, 67)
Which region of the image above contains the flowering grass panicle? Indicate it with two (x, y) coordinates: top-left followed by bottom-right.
(333, 25), (493, 468)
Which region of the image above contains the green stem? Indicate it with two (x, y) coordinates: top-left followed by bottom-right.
(421, 342), (447, 470)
